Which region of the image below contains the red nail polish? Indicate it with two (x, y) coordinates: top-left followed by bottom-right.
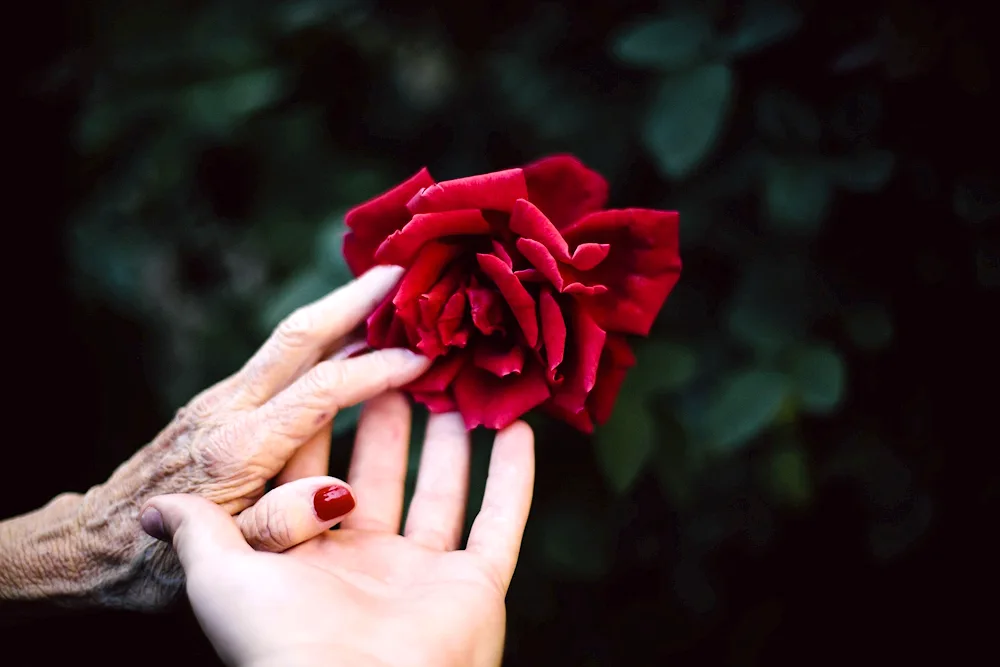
(313, 485), (356, 521)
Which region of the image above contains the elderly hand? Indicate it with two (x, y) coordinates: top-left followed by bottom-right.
(141, 397), (535, 667)
(0, 266), (430, 611)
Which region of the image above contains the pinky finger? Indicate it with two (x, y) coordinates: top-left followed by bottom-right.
(465, 421), (535, 593)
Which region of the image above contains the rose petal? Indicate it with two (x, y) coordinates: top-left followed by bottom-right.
(453, 361), (551, 430)
(538, 288), (566, 382)
(549, 305), (606, 415)
(542, 402), (594, 433)
(374, 210), (491, 266)
(509, 199), (610, 272)
(406, 350), (467, 393)
(515, 238), (565, 290)
(437, 290), (469, 348)
(473, 337), (525, 377)
(343, 168), (436, 275)
(491, 239), (513, 268)
(366, 286), (408, 349)
(476, 253), (539, 348)
(585, 334), (636, 426)
(466, 280), (506, 335)
(393, 242), (462, 307)
(406, 168), (529, 214)
(561, 209), (681, 336)
(412, 392), (458, 413)
(523, 155), (609, 229)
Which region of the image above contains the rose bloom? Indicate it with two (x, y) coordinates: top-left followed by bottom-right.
(343, 155), (681, 432)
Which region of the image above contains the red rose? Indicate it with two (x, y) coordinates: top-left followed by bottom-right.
(343, 155), (681, 432)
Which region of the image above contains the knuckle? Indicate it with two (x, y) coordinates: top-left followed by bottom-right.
(275, 308), (315, 349)
(309, 361), (349, 396)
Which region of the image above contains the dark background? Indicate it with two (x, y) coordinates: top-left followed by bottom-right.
(4, 0), (999, 664)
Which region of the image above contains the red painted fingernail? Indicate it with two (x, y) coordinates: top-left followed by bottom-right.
(313, 485), (356, 521)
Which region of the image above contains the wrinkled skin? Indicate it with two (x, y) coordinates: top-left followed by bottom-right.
(0, 267), (430, 610)
(343, 154), (682, 432)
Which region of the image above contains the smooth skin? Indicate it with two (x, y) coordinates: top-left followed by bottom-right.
(143, 397), (535, 667)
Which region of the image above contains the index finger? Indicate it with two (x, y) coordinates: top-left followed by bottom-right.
(234, 265), (404, 407)
(465, 421), (535, 593)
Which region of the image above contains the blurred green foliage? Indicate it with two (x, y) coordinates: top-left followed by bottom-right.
(55, 0), (993, 661)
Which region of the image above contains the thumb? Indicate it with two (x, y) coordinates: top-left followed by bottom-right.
(140, 494), (252, 570)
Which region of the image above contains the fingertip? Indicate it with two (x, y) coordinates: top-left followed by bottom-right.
(363, 264), (405, 285)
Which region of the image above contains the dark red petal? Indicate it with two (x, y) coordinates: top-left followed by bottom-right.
(343, 168), (436, 275)
(515, 238), (565, 290)
(366, 287), (407, 349)
(522, 155), (609, 229)
(467, 281), (505, 335)
(412, 392), (458, 413)
(509, 199), (610, 272)
(491, 239), (513, 268)
(406, 168), (529, 214)
(585, 334), (636, 426)
(393, 242), (462, 306)
(452, 361), (551, 430)
(405, 350), (468, 393)
(561, 209), (681, 337)
(541, 401), (594, 433)
(374, 210), (491, 266)
(549, 306), (606, 415)
(539, 288), (566, 381)
(473, 337), (525, 377)
(476, 253), (539, 348)
(437, 291), (469, 348)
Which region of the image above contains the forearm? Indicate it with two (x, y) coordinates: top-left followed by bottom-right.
(0, 446), (186, 616)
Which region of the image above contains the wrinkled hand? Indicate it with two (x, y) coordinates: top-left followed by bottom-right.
(142, 395), (535, 667)
(71, 266), (431, 609)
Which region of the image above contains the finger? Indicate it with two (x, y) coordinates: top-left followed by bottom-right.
(236, 476), (356, 552)
(235, 265), (404, 406)
(341, 392), (412, 532)
(275, 422), (332, 485)
(247, 348), (430, 463)
(403, 412), (471, 550)
(465, 421), (535, 592)
(140, 494), (252, 570)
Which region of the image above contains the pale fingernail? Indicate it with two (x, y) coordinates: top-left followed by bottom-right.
(333, 339), (371, 360)
(140, 507), (166, 541)
(367, 264), (405, 282)
(387, 348), (430, 368)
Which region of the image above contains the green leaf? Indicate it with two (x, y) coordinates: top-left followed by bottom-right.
(789, 343), (846, 415)
(768, 442), (812, 506)
(643, 63), (734, 180)
(754, 89), (821, 147)
(727, 257), (819, 353)
(331, 403), (363, 437)
(595, 400), (655, 495)
(631, 340), (699, 392)
(720, 0), (803, 57)
(611, 13), (715, 71)
(538, 504), (613, 579)
(763, 159), (833, 234)
(827, 150), (895, 193)
(703, 370), (789, 452)
(182, 68), (288, 134)
(844, 303), (894, 351)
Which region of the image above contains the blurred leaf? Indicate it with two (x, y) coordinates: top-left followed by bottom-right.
(539, 504), (613, 579)
(755, 89), (821, 147)
(727, 259), (814, 353)
(763, 159), (833, 234)
(844, 303), (894, 351)
(953, 173), (1000, 224)
(704, 370), (789, 452)
(611, 13), (715, 71)
(830, 38), (883, 73)
(273, 0), (367, 32)
(768, 441), (812, 506)
(181, 68), (288, 134)
(332, 403), (363, 437)
(830, 89), (883, 142)
(261, 270), (338, 331)
(643, 63), (734, 180)
(789, 343), (846, 415)
(595, 399), (655, 495)
(827, 150), (895, 192)
(720, 0), (803, 57)
(631, 340), (699, 392)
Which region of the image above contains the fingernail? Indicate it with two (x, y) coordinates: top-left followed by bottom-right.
(391, 348), (430, 367)
(333, 339), (371, 361)
(313, 485), (356, 521)
(140, 507), (166, 541)
(369, 264), (404, 281)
